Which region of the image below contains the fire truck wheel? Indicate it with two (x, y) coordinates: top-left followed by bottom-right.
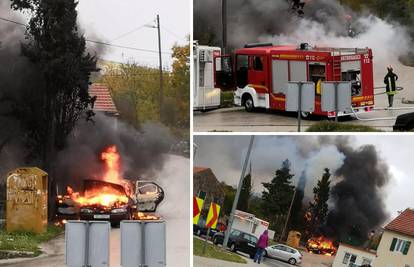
(244, 96), (255, 112)
(288, 258), (296, 265)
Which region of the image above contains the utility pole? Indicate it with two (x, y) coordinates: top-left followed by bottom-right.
(222, 0), (227, 54)
(223, 136), (255, 248)
(156, 14), (163, 121)
(280, 187), (297, 242)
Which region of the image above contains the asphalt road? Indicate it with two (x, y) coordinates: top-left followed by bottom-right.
(194, 63), (414, 132)
(194, 95), (414, 132)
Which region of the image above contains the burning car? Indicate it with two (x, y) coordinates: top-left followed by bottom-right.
(78, 180), (136, 226)
(55, 145), (165, 225)
(306, 236), (337, 256)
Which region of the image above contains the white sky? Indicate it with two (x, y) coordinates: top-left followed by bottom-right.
(76, 0), (190, 68)
(4, 0), (190, 68)
(194, 135), (414, 224)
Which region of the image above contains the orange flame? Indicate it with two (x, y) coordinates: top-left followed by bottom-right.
(101, 145), (121, 184)
(307, 236), (337, 256)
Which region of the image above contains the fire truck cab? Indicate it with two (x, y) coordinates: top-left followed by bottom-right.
(193, 42), (222, 111)
(215, 43), (374, 117)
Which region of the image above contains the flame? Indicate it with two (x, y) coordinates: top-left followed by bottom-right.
(101, 145), (121, 183)
(66, 185), (128, 207)
(135, 212), (160, 220)
(307, 236), (337, 256)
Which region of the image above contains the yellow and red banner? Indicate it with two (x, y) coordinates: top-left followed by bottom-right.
(193, 196), (204, 225)
(206, 202), (221, 229)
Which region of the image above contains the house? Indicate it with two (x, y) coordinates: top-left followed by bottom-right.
(374, 208), (414, 267)
(332, 243), (376, 267)
(193, 166), (225, 209)
(88, 83), (119, 116)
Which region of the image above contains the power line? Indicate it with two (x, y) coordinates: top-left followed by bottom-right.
(161, 25), (186, 41)
(0, 16), (172, 55)
(86, 39), (172, 55)
(110, 18), (156, 42)
(0, 17), (26, 26)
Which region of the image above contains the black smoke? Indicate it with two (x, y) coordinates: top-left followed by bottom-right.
(52, 114), (173, 191)
(322, 141), (390, 244)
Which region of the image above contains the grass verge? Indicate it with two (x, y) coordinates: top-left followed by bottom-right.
(306, 121), (381, 132)
(193, 237), (247, 264)
(0, 225), (64, 257)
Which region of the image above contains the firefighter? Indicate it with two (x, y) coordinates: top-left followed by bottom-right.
(316, 77), (325, 95)
(384, 66), (398, 107)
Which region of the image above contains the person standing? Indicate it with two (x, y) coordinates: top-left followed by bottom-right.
(384, 66), (399, 107)
(254, 230), (269, 264)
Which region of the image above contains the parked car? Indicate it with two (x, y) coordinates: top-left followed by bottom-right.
(264, 244), (302, 265)
(393, 112), (414, 131)
(212, 229), (258, 259)
(193, 222), (225, 238)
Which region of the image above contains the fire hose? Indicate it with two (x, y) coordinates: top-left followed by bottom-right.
(373, 86), (404, 96)
(352, 85), (414, 121)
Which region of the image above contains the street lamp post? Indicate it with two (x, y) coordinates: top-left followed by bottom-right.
(223, 136), (255, 248)
(156, 14), (163, 122)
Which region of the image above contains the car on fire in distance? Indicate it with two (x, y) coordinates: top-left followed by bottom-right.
(79, 180), (136, 226)
(264, 244), (302, 265)
(212, 229), (258, 259)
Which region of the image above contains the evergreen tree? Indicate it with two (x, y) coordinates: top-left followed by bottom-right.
(237, 172), (252, 212)
(261, 159), (295, 231)
(307, 168), (331, 235)
(11, 0), (98, 164)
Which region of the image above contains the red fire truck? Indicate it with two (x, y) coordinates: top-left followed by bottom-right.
(215, 43), (375, 118)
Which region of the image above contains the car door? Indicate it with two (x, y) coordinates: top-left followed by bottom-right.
(247, 235), (258, 254)
(248, 55), (268, 90)
(229, 230), (241, 248)
(273, 245), (288, 260)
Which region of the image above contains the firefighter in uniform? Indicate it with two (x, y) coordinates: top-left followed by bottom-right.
(384, 66), (398, 107)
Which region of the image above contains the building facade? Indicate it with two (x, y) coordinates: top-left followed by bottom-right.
(332, 243), (375, 267)
(374, 209), (414, 267)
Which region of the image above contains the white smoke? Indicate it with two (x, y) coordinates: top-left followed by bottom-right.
(259, 15), (411, 89)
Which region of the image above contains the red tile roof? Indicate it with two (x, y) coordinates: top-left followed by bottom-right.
(385, 209), (414, 237)
(193, 166), (209, 174)
(89, 83), (118, 114)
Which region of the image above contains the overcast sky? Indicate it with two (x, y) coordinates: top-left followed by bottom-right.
(4, 0), (190, 68)
(194, 135), (414, 223)
(76, 0), (190, 67)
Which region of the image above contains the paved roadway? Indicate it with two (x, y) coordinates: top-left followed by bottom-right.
(194, 63), (414, 132)
(194, 250), (334, 267)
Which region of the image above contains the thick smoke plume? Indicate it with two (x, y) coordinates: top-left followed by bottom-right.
(52, 114), (173, 191)
(323, 142), (390, 241)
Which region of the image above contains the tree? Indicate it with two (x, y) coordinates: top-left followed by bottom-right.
(11, 0), (97, 164)
(222, 184), (236, 216)
(164, 41), (190, 132)
(237, 172), (252, 212)
(261, 159), (295, 231)
(306, 168), (331, 236)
